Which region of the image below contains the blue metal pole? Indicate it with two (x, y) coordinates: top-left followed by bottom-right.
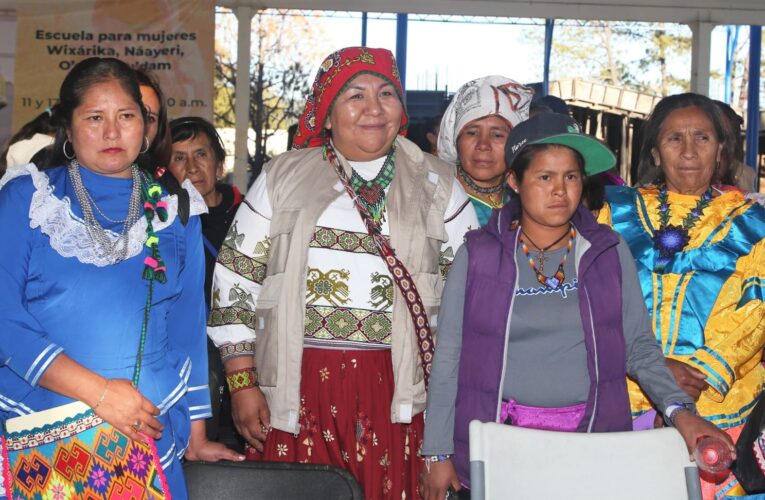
(396, 13), (408, 94)
(543, 19), (555, 95)
(745, 25), (761, 190)
(361, 12), (368, 47)
(725, 26), (734, 103)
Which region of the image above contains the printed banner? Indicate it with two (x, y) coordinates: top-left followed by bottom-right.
(13, 0), (215, 130)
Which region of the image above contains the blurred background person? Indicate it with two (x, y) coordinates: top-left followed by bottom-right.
(169, 116), (242, 444)
(0, 106), (57, 174)
(136, 69), (172, 170)
(438, 75), (534, 226)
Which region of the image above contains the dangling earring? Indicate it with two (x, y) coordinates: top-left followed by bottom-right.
(63, 139), (75, 160)
(140, 137), (150, 154)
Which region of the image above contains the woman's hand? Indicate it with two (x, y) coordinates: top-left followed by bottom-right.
(231, 386), (271, 452)
(36, 355), (161, 444)
(93, 378), (163, 444)
(419, 459), (461, 500)
(185, 420), (245, 462)
(665, 358), (708, 401)
(672, 410), (736, 460)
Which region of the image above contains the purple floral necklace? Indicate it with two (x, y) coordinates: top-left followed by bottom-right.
(652, 184), (713, 272)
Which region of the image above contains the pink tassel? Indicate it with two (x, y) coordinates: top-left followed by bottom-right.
(2, 435), (12, 498)
(140, 433), (173, 499)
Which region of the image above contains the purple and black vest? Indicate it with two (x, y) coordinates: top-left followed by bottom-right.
(453, 201), (632, 486)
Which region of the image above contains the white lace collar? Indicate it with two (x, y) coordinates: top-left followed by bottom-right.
(1, 164), (208, 267)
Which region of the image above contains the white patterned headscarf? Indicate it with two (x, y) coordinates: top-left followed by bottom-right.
(437, 75), (534, 165)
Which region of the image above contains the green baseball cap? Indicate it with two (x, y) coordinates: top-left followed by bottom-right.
(505, 113), (616, 175)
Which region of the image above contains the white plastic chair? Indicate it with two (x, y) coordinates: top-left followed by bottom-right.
(469, 420), (702, 500)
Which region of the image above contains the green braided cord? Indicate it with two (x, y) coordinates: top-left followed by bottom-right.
(132, 279), (154, 386)
(131, 177), (164, 387)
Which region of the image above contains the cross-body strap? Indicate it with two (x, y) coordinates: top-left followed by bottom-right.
(324, 141), (435, 387)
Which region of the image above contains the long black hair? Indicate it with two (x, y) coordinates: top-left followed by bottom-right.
(135, 69), (172, 168)
(133, 69), (186, 213)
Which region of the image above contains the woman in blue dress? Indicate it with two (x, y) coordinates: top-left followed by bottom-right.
(0, 57), (242, 499)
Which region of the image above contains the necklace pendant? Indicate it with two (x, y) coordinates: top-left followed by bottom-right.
(358, 184), (383, 206)
(545, 276), (560, 289)
(652, 223), (690, 258)
(536, 251), (547, 273)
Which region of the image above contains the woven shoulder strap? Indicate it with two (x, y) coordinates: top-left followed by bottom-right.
(324, 141), (435, 387)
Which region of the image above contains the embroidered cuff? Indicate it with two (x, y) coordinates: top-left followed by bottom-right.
(687, 347), (735, 402)
(219, 341), (255, 362)
(738, 277), (765, 309)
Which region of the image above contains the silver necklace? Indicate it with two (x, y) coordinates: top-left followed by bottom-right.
(83, 189), (126, 224)
(67, 160), (143, 264)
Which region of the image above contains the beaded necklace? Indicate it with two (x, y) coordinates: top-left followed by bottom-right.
(519, 224), (575, 289)
(349, 146), (396, 224)
(457, 163), (505, 195)
(652, 184), (713, 272)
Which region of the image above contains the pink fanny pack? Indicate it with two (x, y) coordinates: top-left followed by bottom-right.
(500, 399), (585, 432)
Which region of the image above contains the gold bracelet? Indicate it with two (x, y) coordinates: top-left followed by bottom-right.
(91, 379), (110, 410)
(226, 367), (258, 394)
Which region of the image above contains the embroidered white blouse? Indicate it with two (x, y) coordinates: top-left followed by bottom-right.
(208, 157), (477, 355)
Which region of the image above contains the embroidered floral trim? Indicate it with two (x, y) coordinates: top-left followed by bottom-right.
(219, 341), (255, 362)
(439, 246), (455, 280)
(304, 305), (392, 347)
(310, 226), (378, 255)
(218, 242), (268, 285)
(208, 306), (257, 330)
(1, 165), (204, 267)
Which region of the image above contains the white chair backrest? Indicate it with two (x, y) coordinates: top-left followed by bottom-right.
(469, 421), (701, 500)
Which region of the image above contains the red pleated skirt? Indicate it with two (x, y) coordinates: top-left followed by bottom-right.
(247, 347), (424, 499)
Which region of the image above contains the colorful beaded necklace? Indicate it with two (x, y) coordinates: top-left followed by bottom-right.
(349, 146), (396, 224)
(519, 224), (576, 289)
(652, 184), (713, 272)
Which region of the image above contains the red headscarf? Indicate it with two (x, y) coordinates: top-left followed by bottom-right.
(292, 47), (408, 150)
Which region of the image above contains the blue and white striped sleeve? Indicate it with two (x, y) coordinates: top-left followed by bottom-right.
(167, 214), (212, 421)
(0, 174), (64, 387)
